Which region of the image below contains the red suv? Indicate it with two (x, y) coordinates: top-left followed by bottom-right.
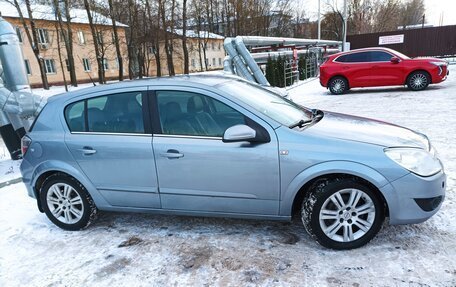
(320, 47), (449, 95)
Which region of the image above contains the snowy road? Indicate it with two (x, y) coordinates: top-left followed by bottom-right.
(1, 68), (455, 286)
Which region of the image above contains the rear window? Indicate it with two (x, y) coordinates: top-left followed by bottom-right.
(64, 91), (145, 134)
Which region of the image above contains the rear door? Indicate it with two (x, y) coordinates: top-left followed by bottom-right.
(150, 87), (280, 215)
(334, 52), (371, 87)
(64, 87), (160, 209)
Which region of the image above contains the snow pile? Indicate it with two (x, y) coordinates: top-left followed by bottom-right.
(0, 67), (455, 286)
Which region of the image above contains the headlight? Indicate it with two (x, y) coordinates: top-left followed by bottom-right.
(385, 147), (442, 177)
(430, 61), (447, 67)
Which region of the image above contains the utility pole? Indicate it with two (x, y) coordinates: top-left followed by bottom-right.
(317, 0), (321, 40)
(342, 0), (348, 51)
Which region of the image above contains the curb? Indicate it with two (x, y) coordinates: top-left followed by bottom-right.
(0, 177), (23, 189)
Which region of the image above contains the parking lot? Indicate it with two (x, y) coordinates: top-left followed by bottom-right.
(0, 66), (455, 286)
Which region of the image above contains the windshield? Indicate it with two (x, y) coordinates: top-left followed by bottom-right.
(219, 81), (312, 126)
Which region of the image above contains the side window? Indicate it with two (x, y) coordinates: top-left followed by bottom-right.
(87, 92), (144, 133)
(65, 101), (86, 132)
(64, 92), (144, 134)
(156, 91), (245, 137)
(370, 51), (393, 62)
(337, 52), (370, 63)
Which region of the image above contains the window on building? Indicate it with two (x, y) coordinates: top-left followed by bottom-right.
(149, 46), (156, 54)
(211, 42), (215, 50)
(103, 58), (109, 70)
(24, 59), (31, 75)
(96, 31), (104, 45)
(44, 59), (56, 74)
(77, 30), (85, 45)
(218, 42), (221, 50)
(218, 58), (222, 66)
(191, 58), (196, 68)
(212, 58), (216, 66)
(205, 58), (209, 66)
(16, 26), (23, 43)
(37, 28), (49, 44)
(82, 58), (91, 72)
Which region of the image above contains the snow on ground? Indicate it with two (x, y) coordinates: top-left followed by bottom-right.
(1, 68), (456, 286)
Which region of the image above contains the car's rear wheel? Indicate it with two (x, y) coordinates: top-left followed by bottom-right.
(302, 178), (384, 249)
(407, 71), (430, 91)
(40, 173), (97, 230)
(328, 76), (349, 95)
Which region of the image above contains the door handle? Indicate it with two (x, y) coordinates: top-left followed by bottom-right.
(77, 146), (97, 155)
(161, 149), (184, 159)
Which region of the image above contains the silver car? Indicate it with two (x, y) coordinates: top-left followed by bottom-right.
(20, 75), (446, 249)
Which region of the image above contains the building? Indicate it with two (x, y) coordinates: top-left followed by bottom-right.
(147, 29), (226, 76)
(0, 2), (128, 87)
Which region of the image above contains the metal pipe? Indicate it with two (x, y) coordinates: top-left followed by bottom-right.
(238, 36), (341, 47)
(251, 48), (340, 62)
(234, 36), (269, 85)
(342, 0), (348, 51)
(318, 0), (321, 40)
(223, 38), (255, 82)
(223, 56), (234, 74)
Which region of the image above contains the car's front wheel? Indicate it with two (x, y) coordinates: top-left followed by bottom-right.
(328, 76), (349, 95)
(407, 71), (430, 91)
(302, 177), (384, 249)
(40, 173), (97, 230)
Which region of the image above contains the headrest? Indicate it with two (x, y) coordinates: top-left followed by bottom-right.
(187, 96), (204, 114)
(165, 102), (182, 121)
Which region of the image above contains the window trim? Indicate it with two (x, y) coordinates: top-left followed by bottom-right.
(149, 88), (270, 141)
(63, 90), (150, 135)
(333, 50), (396, 64)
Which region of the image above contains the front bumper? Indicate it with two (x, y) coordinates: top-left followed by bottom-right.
(380, 171), (446, 225)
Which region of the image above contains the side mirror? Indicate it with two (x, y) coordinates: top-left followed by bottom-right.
(390, 56), (400, 64)
(223, 125), (256, 143)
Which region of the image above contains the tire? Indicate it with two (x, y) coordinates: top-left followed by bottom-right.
(328, 76), (349, 95)
(407, 71), (430, 91)
(40, 173), (98, 231)
(301, 177), (384, 250)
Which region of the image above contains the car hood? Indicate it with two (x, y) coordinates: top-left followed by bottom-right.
(307, 111), (429, 149)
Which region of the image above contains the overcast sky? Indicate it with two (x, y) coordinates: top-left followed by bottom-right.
(302, 0), (456, 26)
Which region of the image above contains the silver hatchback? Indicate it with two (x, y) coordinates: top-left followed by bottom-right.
(20, 75), (446, 249)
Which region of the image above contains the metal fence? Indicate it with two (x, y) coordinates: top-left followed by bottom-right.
(347, 25), (456, 57)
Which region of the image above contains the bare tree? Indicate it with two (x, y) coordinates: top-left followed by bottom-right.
(10, 0), (49, 89)
(83, 0), (105, 84)
(107, 0), (124, 81)
(52, 0), (77, 87)
(182, 0), (189, 74)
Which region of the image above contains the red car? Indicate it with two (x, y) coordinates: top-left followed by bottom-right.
(319, 47), (449, 95)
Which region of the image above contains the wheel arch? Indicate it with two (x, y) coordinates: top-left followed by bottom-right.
(31, 161), (108, 209)
(328, 75), (350, 89)
(406, 69), (432, 85)
(280, 161), (390, 218)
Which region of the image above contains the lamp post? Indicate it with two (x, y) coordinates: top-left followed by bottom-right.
(317, 0), (321, 40)
(342, 0), (347, 51)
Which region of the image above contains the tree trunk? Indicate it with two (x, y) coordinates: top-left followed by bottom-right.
(108, 0), (124, 81)
(83, 0), (104, 84)
(63, 0), (77, 86)
(182, 0), (189, 74)
(52, 0), (77, 87)
(16, 0), (49, 89)
(160, 0), (175, 76)
(54, 22), (68, 92)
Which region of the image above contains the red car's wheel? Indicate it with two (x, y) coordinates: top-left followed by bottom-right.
(407, 71), (430, 91)
(328, 77), (349, 95)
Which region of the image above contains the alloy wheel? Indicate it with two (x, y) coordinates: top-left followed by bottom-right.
(46, 183), (84, 224)
(319, 188), (376, 243)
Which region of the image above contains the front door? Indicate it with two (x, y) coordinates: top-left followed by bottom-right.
(368, 51), (405, 86)
(151, 88), (280, 215)
(64, 87), (160, 209)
